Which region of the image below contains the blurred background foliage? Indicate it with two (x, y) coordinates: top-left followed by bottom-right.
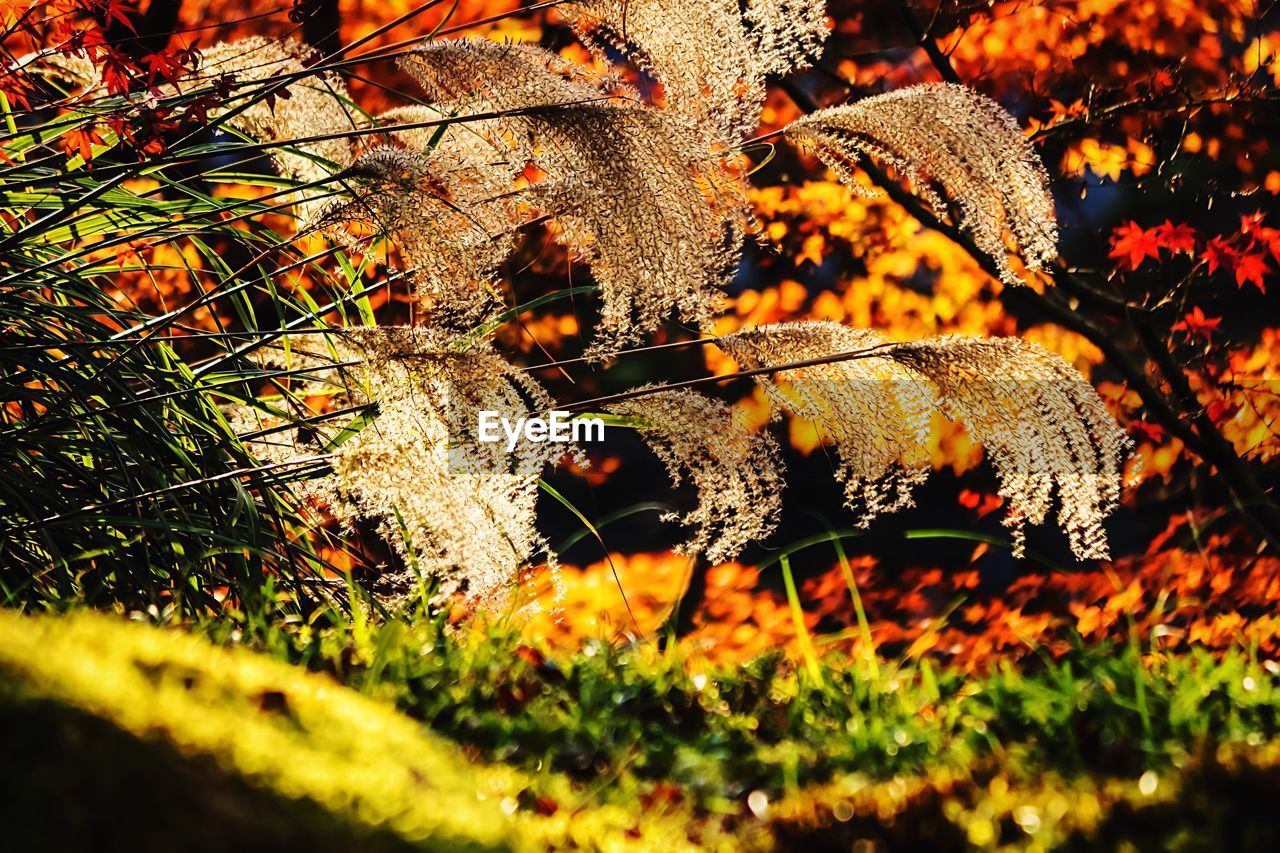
(2, 1), (1280, 847)
(207, 0), (1280, 669)
(2, 0), (1279, 664)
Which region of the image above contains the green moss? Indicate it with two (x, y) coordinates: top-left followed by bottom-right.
(0, 610), (744, 852)
(7, 609), (1280, 851)
(0, 610), (512, 852)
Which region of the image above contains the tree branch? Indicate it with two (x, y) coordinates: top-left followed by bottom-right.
(870, 8), (1280, 545)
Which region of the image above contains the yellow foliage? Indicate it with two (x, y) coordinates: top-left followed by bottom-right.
(1062, 138), (1154, 182)
(773, 741), (1280, 851)
(1243, 34), (1280, 85)
(0, 610), (512, 850)
(0, 610), (717, 852)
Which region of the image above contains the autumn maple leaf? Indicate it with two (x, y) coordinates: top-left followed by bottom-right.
(62, 125), (105, 163)
(102, 1), (140, 33)
(958, 489), (1002, 517)
(1128, 420), (1167, 445)
(1171, 306), (1222, 341)
(1109, 222), (1160, 269)
(1153, 221), (1197, 254)
(0, 63), (33, 110)
(1202, 236), (1235, 274)
(1239, 213), (1280, 263)
(99, 50), (140, 95)
(1206, 397), (1241, 423)
(1233, 252), (1268, 292)
(145, 45), (195, 89)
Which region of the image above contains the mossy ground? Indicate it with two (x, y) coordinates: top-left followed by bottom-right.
(3, 608), (1280, 850)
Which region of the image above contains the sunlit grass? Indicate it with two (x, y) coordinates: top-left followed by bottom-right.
(4, 606), (1280, 849)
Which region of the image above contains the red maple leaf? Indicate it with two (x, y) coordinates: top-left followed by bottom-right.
(958, 489), (1002, 517)
(1250, 227), (1280, 264)
(98, 51), (139, 95)
(1202, 236), (1234, 274)
(1129, 420), (1167, 445)
(102, 1), (140, 33)
(1153, 221), (1197, 254)
(1238, 213), (1280, 261)
(61, 125), (105, 164)
(1110, 222), (1161, 270)
(1240, 212), (1270, 234)
(0, 65), (33, 111)
(1207, 397), (1241, 423)
(1171, 306), (1222, 341)
(144, 42), (199, 90)
(1233, 252), (1268, 292)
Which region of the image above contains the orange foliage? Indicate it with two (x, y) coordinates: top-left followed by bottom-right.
(520, 553), (821, 666)
(522, 524), (1280, 671)
(39, 0), (1276, 665)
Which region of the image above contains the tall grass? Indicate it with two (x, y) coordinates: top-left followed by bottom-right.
(0, 62), (371, 616)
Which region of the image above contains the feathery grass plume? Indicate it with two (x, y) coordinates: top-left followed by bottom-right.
(381, 110), (528, 255)
(194, 37), (357, 225)
(609, 388), (784, 563)
(19, 49), (101, 91)
(399, 38), (631, 112)
(558, 0), (828, 142)
(785, 83), (1058, 286)
(378, 104), (517, 188)
(720, 321), (938, 524)
(720, 323), (1128, 558)
(399, 39), (751, 356)
(243, 327), (566, 610)
(317, 144), (520, 325)
(558, 0), (758, 143)
(336, 326), (567, 608)
(525, 105), (750, 356)
(889, 336), (1129, 560)
(744, 0), (831, 76)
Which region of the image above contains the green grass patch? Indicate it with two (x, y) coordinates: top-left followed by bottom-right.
(5, 608), (1280, 850)
(0, 610), (727, 851)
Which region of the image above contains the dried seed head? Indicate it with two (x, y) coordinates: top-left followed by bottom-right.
(318, 144), (521, 325)
(195, 37), (357, 225)
(560, 0), (758, 143)
(21, 49), (101, 91)
(744, 0), (831, 77)
(560, 0), (828, 142)
(238, 327), (565, 610)
(523, 104), (750, 357)
(400, 39), (751, 356)
(786, 83), (1058, 286)
(721, 321), (937, 524)
(720, 322), (1127, 559)
(378, 105), (520, 200)
(889, 335), (1129, 560)
(399, 39), (631, 113)
(609, 388), (784, 563)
